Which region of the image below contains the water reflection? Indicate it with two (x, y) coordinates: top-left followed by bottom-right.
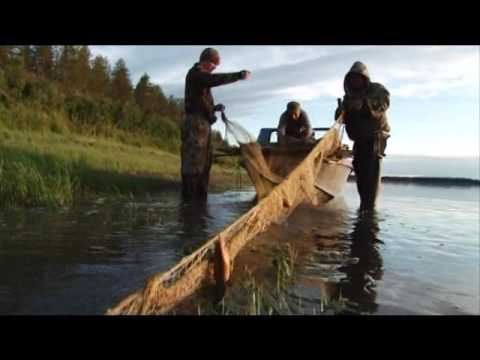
(1, 184), (477, 315)
(178, 199), (211, 255)
(0, 191), (256, 314)
(294, 202), (385, 314)
(337, 209), (384, 313)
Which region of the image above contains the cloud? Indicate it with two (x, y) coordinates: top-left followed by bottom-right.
(87, 45), (479, 157)
(383, 48), (479, 98)
(90, 45), (479, 119)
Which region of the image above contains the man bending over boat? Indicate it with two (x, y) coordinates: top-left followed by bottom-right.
(181, 48), (251, 200)
(277, 101), (314, 145)
(335, 61), (391, 210)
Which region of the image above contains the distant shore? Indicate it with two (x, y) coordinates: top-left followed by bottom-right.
(348, 175), (480, 186)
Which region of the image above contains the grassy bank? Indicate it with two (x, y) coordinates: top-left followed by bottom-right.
(0, 46), (246, 209)
(0, 128), (245, 208)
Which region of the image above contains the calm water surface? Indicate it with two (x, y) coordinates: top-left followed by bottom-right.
(0, 182), (478, 315)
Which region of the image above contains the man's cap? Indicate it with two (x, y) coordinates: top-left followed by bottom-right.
(287, 101), (301, 112)
(200, 48), (220, 65)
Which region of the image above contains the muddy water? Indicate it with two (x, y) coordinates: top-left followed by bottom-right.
(0, 182), (478, 315)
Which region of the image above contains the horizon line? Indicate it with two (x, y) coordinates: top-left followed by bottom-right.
(384, 153), (480, 159)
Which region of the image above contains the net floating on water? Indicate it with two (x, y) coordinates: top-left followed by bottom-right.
(106, 117), (347, 315)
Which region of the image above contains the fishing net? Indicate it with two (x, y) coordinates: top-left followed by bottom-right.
(223, 114), (296, 199)
(106, 114), (344, 315)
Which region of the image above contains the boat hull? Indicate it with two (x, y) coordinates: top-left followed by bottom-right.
(258, 144), (353, 199)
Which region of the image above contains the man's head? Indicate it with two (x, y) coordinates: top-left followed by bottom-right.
(344, 61), (370, 94)
(346, 72), (368, 91)
(287, 101), (301, 120)
(199, 48), (220, 73)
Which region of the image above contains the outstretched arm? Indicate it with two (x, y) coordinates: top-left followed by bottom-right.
(195, 71), (246, 88)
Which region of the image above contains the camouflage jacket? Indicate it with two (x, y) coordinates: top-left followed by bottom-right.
(184, 63), (243, 123)
(336, 61), (391, 143)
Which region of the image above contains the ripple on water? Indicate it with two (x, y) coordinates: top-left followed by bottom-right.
(0, 183), (478, 314)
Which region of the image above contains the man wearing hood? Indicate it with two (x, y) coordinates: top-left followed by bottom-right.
(335, 61), (391, 210)
(181, 48), (251, 200)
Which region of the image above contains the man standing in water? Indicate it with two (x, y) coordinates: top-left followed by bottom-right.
(181, 48), (251, 200)
(335, 61), (391, 210)
(277, 101), (313, 145)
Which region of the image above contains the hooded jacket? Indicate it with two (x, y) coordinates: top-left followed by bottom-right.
(339, 61), (390, 143)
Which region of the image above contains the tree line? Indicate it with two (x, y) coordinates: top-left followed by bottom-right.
(0, 46), (228, 153)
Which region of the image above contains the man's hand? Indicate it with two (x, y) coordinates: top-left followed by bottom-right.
(221, 111), (228, 123)
(213, 104), (225, 112)
(240, 70), (252, 80)
(335, 98), (344, 120)
(209, 115), (217, 125)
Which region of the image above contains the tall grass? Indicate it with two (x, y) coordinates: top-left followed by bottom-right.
(0, 139), (171, 209)
(0, 149), (76, 208)
(0, 128), (242, 209)
(192, 243), (353, 316)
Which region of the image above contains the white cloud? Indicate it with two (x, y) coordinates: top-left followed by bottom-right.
(381, 49), (479, 98)
(271, 79), (344, 101)
(89, 45), (479, 157)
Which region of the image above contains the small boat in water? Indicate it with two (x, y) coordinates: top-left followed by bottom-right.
(243, 126), (353, 200)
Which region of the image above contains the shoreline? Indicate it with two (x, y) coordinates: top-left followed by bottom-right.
(348, 175), (480, 187)
(0, 128), (247, 209)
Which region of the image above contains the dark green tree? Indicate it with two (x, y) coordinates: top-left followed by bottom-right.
(56, 45), (78, 86)
(33, 46), (55, 79)
(21, 46), (36, 72)
(149, 84), (168, 114)
(0, 46), (11, 67)
(110, 58), (133, 104)
(74, 46), (92, 91)
(134, 73), (151, 111)
(89, 55), (111, 97)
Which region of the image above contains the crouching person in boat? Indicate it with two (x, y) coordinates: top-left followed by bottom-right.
(277, 101), (314, 145)
(335, 61), (391, 210)
(181, 48), (251, 200)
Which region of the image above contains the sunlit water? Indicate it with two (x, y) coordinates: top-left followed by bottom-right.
(288, 183), (479, 315)
(0, 182), (478, 315)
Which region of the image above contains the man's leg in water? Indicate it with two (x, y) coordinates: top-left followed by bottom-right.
(181, 115), (211, 201)
(354, 140), (381, 210)
(197, 133), (213, 200)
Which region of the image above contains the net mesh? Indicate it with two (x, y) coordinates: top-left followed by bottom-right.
(106, 115), (344, 315)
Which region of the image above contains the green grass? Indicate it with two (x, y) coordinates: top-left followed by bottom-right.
(191, 243), (354, 316)
(0, 128), (244, 208)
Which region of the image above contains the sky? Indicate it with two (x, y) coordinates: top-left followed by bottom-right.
(90, 46), (479, 158)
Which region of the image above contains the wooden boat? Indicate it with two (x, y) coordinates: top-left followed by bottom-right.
(243, 127), (353, 200)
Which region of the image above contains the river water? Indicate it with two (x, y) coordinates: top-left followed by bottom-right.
(0, 181), (478, 315)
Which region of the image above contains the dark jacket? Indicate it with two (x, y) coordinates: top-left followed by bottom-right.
(278, 109), (312, 139)
(336, 61), (390, 143)
(184, 63), (243, 122)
